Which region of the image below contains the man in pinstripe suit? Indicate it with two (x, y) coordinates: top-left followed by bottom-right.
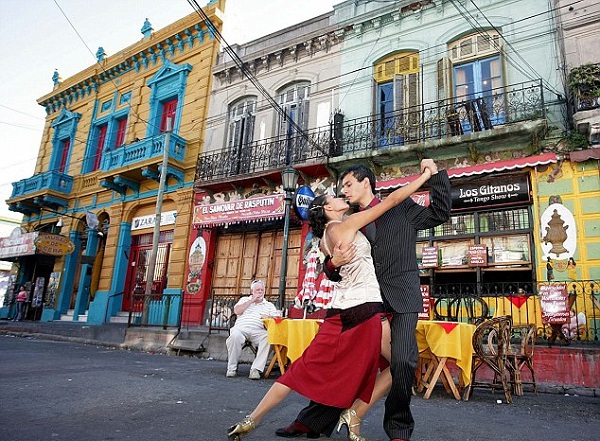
(276, 159), (451, 441)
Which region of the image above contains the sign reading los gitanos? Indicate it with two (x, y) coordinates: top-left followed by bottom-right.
(451, 174), (530, 211)
(34, 233), (75, 256)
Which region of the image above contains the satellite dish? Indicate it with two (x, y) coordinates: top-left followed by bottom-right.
(86, 211), (99, 229)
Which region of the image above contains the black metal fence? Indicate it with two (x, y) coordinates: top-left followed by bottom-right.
(431, 280), (599, 343)
(203, 280), (599, 343)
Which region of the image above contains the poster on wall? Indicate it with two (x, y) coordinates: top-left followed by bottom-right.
(540, 201), (577, 261)
(31, 277), (45, 308)
(186, 233), (207, 296)
(45, 272), (61, 309)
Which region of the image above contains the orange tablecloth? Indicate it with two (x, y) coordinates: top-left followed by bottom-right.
(415, 321), (476, 398)
(262, 318), (322, 376)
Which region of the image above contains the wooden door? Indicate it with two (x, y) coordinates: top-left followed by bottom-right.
(211, 228), (301, 302)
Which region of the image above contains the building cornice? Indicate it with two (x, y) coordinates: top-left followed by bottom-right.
(37, 5), (223, 115)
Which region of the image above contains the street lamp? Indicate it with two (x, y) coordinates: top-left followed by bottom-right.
(278, 166), (300, 310)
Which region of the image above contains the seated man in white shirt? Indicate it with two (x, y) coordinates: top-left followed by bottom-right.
(226, 279), (277, 379)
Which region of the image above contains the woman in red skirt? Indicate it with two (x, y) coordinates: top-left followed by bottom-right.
(227, 169), (432, 441)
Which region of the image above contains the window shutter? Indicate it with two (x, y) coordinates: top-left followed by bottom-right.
(393, 74), (405, 113)
(243, 114), (255, 146)
(59, 139), (70, 173)
(93, 125), (107, 170)
(115, 118), (127, 147)
(160, 98), (177, 132)
(437, 57), (452, 101)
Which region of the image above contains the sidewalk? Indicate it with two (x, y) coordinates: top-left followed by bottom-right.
(1, 319), (598, 396)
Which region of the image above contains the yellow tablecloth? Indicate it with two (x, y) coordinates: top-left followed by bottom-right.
(416, 321), (476, 388)
(263, 318), (322, 362)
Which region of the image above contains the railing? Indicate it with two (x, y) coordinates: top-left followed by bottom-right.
(341, 79), (544, 154)
(431, 280), (600, 343)
(196, 127), (332, 181)
(104, 291), (124, 324)
(10, 170), (73, 199)
(205, 292), (280, 334)
(195, 80), (545, 182)
(128, 292), (182, 329)
(102, 132), (187, 171)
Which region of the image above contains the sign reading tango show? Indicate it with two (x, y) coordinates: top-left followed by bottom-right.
(451, 175), (530, 211)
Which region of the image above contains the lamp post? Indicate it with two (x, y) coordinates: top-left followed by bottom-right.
(278, 166), (300, 311)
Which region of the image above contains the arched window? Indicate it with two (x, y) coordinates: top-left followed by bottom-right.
(227, 97), (257, 174)
(446, 31), (505, 133)
(277, 82), (310, 163)
(373, 52), (420, 148)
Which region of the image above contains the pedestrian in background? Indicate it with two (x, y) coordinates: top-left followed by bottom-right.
(14, 285), (28, 321)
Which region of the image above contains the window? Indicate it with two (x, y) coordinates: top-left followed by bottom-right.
(449, 31), (505, 133)
(227, 98), (256, 174)
(479, 208), (529, 232)
(481, 234), (530, 265)
(277, 82), (310, 163)
(114, 118), (127, 148)
(160, 98), (178, 132)
(58, 139), (70, 173)
(49, 108), (80, 175)
(374, 52), (420, 147)
(92, 124), (107, 171)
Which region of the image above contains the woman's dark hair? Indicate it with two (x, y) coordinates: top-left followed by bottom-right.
(308, 194), (329, 239)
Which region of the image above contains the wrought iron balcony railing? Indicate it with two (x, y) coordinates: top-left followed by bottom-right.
(342, 79), (545, 154)
(196, 127), (332, 181)
(196, 80), (546, 182)
(101, 132), (187, 172)
(9, 170), (73, 199)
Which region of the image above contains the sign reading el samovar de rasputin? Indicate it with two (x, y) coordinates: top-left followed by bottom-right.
(450, 174), (530, 211)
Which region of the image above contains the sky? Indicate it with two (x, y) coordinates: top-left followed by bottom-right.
(0, 0), (341, 221)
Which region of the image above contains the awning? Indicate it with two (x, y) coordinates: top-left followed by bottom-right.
(377, 152), (559, 190)
(0, 231), (38, 260)
(570, 147), (600, 162)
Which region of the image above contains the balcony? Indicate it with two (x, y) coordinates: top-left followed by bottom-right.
(341, 79), (545, 155)
(196, 128), (332, 183)
(568, 62), (600, 112)
(7, 170), (73, 215)
(196, 79), (546, 182)
(100, 132), (187, 195)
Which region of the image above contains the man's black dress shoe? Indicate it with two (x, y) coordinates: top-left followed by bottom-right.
(275, 420), (320, 438)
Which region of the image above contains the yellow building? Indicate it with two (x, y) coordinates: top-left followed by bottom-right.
(3, 1), (225, 324)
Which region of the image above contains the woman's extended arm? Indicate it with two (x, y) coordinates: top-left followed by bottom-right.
(334, 169), (432, 243)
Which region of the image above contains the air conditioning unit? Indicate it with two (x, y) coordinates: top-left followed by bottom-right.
(576, 121), (600, 145)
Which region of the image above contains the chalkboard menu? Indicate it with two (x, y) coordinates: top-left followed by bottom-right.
(468, 245), (488, 266)
(421, 246), (439, 268)
(539, 283), (569, 324)
(419, 285), (431, 320)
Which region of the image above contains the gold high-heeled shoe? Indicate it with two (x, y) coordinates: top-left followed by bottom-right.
(227, 415), (256, 441)
(336, 408), (368, 441)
